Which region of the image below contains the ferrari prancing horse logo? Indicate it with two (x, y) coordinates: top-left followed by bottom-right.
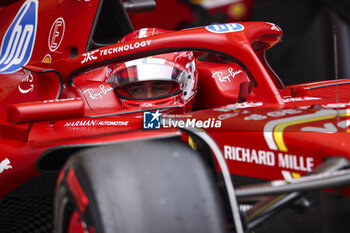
(0, 158), (12, 174)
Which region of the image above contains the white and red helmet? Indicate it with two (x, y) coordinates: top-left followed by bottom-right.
(107, 28), (197, 113)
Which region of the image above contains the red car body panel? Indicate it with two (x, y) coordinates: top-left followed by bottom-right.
(1, 0), (350, 202)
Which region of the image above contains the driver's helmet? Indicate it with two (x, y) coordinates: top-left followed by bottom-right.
(107, 28), (197, 113)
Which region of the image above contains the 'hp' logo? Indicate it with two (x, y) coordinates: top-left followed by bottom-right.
(143, 110), (161, 129)
(0, 0), (38, 74)
(206, 23), (244, 33)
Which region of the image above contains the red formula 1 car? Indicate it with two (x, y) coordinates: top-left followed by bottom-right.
(1, 1), (350, 233)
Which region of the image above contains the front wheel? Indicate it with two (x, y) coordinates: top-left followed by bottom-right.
(54, 139), (227, 233)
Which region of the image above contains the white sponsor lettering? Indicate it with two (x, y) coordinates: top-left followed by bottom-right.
(244, 114), (267, 121)
(83, 84), (113, 100)
(48, 17), (65, 51)
(324, 103), (350, 108)
(18, 70), (34, 94)
(283, 97), (321, 103)
(99, 40), (152, 56)
(278, 153), (314, 172)
(97, 121), (129, 126)
(224, 146), (275, 166)
(245, 109), (303, 121)
(0, 158), (12, 173)
(43, 98), (79, 103)
(267, 109), (302, 117)
(218, 112), (240, 120)
(267, 22), (281, 31)
(141, 103), (153, 107)
(212, 67), (242, 83)
(214, 102), (263, 112)
(81, 50), (99, 64)
(81, 40), (152, 64)
(64, 120), (129, 127)
(224, 145), (314, 172)
(65, 120), (97, 127)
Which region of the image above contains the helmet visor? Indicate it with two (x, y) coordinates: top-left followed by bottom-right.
(109, 58), (189, 87)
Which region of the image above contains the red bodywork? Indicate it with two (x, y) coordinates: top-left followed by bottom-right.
(0, 0), (350, 202)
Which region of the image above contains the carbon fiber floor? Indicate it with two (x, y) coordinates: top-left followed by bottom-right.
(0, 172), (58, 233)
(0, 194), (54, 233)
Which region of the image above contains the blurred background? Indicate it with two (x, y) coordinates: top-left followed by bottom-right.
(128, 0), (350, 85)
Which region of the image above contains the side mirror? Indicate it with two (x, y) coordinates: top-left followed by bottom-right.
(7, 98), (84, 124)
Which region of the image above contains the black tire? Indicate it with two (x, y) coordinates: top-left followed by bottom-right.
(54, 138), (226, 233)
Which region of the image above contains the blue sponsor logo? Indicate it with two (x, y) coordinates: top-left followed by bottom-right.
(143, 110), (161, 129)
(0, 0), (38, 74)
(206, 23), (244, 33)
